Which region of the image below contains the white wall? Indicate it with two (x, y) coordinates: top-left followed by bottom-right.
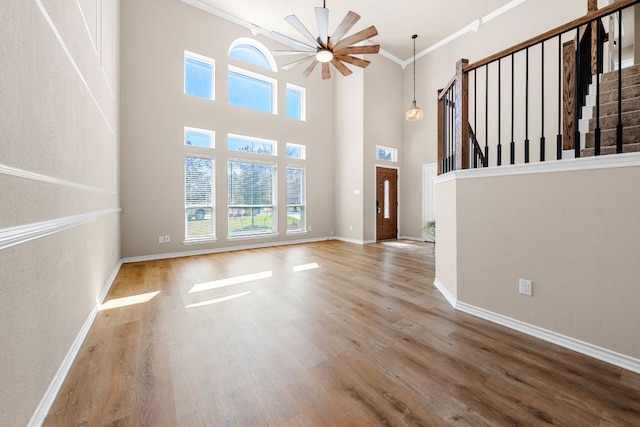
(401, 0), (589, 237)
(0, 0), (121, 424)
(435, 157), (640, 362)
(120, 0), (336, 257)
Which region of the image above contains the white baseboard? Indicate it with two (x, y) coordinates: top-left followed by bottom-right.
(433, 278), (457, 308)
(28, 260), (123, 426)
(431, 279), (640, 375)
(329, 236), (366, 245)
(456, 302), (640, 375)
(122, 237), (330, 263)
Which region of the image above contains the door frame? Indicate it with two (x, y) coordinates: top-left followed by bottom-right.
(422, 163), (437, 242)
(374, 164), (400, 241)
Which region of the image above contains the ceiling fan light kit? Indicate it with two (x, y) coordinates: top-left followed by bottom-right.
(406, 34), (423, 121)
(270, 1), (380, 79)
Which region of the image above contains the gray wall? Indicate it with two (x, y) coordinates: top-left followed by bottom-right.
(0, 0), (121, 424)
(120, 0), (336, 257)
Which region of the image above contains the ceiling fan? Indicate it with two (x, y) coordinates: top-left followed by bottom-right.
(270, 1), (380, 80)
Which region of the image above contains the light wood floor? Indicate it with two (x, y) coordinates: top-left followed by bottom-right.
(45, 240), (640, 426)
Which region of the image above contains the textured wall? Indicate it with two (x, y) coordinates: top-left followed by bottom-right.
(0, 0), (121, 424)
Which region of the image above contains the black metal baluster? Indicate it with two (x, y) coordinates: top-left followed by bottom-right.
(595, 17), (601, 156)
(483, 64), (489, 168)
(525, 47), (530, 163)
(474, 69), (478, 168)
(541, 41), (546, 162)
(557, 35), (563, 160)
(617, 9), (623, 153)
(511, 53), (515, 165)
(574, 28), (581, 158)
(498, 58), (502, 166)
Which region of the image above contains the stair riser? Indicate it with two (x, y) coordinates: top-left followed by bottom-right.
(598, 97), (640, 116)
(584, 127), (640, 148)
(588, 111), (640, 131)
(581, 143), (640, 157)
(599, 73), (640, 92)
(598, 85), (640, 104)
(601, 65), (640, 82)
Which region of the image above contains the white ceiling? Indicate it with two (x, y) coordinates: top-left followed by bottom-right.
(190, 0), (524, 62)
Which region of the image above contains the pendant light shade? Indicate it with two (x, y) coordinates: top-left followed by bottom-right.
(406, 34), (423, 121)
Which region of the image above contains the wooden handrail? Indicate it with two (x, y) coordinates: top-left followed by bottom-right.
(438, 75), (457, 101)
(466, 0), (639, 72)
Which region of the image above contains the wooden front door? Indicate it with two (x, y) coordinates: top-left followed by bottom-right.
(376, 167), (398, 241)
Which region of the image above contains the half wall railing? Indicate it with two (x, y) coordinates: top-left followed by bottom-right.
(438, 0), (640, 174)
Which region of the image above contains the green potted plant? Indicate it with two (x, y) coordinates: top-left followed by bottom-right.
(423, 220), (436, 243)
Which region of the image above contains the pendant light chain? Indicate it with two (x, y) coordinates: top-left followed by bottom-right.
(413, 35), (417, 103)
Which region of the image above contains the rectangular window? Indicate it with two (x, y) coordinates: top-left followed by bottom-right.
(286, 143), (306, 160)
(376, 145), (398, 162)
(228, 65), (277, 114)
(286, 84), (306, 121)
(228, 161), (276, 237)
(185, 157), (215, 240)
(185, 127), (215, 148)
(286, 166), (306, 233)
(184, 51), (214, 100)
(228, 134), (276, 156)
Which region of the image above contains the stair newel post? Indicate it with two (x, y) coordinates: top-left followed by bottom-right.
(455, 59), (470, 170)
(485, 65), (489, 167)
(437, 89), (444, 175)
(541, 40), (546, 162)
(617, 9), (623, 154)
(595, 16), (601, 156)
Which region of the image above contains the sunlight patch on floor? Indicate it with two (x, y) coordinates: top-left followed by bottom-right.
(99, 291), (160, 311)
(292, 262), (319, 272)
(381, 241), (418, 249)
(186, 291), (252, 308)
(189, 271), (272, 294)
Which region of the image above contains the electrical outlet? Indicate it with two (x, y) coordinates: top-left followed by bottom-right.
(307, 226), (312, 231)
(519, 279), (532, 296)
(158, 235), (165, 244)
(164, 235), (170, 243)
(349, 225), (353, 231)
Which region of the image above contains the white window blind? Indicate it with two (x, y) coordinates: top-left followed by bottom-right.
(185, 157), (214, 240)
(228, 161), (276, 237)
(286, 166), (305, 233)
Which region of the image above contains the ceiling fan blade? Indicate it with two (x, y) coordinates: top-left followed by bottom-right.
(315, 7), (330, 47)
(303, 59), (319, 77)
(331, 58), (353, 77)
(335, 55), (371, 68)
(322, 62), (331, 80)
(285, 14), (322, 48)
(270, 31), (316, 52)
(271, 50), (314, 56)
(333, 45), (380, 56)
(283, 55), (315, 70)
(331, 11), (360, 43)
(332, 26), (378, 52)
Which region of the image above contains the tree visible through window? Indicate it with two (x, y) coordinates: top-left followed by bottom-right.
(228, 161), (276, 237)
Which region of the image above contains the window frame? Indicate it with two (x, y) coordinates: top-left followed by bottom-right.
(184, 126), (215, 149)
(286, 142), (306, 160)
(228, 38), (277, 72)
(227, 159), (278, 239)
(184, 50), (215, 100)
(376, 145), (398, 163)
(227, 64), (278, 115)
(286, 165), (306, 234)
(286, 83), (306, 121)
(228, 133), (277, 156)
(184, 155), (216, 243)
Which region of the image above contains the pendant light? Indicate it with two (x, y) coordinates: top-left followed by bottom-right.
(406, 34), (424, 121)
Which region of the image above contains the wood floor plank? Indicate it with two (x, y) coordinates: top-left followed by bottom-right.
(44, 240), (640, 426)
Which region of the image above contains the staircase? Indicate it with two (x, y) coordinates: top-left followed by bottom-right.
(582, 64), (640, 156)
